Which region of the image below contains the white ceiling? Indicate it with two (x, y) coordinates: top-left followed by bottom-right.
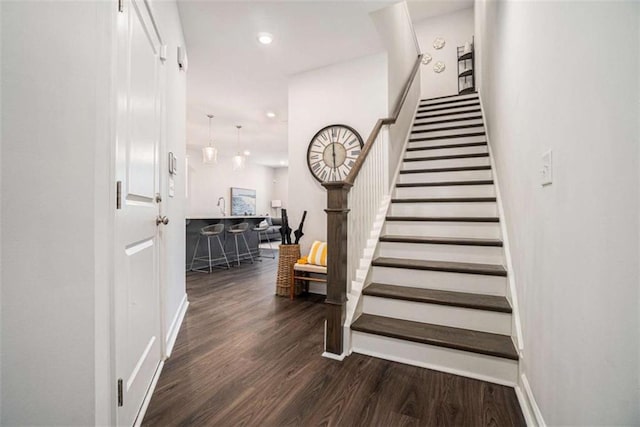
(178, 1), (396, 168)
(406, 0), (474, 23)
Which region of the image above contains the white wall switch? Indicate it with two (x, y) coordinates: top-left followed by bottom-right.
(541, 150), (553, 186)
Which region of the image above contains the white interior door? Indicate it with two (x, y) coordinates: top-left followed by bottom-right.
(114, 1), (164, 425)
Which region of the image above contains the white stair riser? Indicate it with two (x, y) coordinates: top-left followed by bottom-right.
(414, 111), (482, 125)
(390, 202), (498, 217)
(409, 127), (485, 140)
(371, 266), (507, 295)
(377, 241), (505, 265)
(351, 331), (518, 385)
(362, 295), (512, 335)
(395, 184), (495, 198)
(405, 145), (487, 159)
(403, 156), (490, 170)
(398, 169), (492, 184)
(418, 104), (481, 116)
(420, 95), (478, 106)
(384, 221), (502, 239)
(413, 118), (483, 131)
(409, 134), (486, 148)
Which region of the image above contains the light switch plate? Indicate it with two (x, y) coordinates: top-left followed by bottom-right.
(541, 150), (552, 186)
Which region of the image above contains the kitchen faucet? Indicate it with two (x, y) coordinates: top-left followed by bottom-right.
(217, 197), (226, 216)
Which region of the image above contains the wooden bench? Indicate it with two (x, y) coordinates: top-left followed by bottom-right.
(292, 263), (327, 300)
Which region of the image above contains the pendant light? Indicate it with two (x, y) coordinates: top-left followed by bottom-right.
(202, 114), (218, 164)
(232, 125), (246, 171)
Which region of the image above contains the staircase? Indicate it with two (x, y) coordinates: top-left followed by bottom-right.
(351, 92), (519, 385)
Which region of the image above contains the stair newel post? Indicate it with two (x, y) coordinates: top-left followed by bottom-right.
(322, 180), (353, 356)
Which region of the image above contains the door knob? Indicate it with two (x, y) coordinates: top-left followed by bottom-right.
(156, 216), (169, 226)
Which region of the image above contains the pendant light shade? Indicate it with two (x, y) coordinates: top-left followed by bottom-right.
(202, 114), (218, 164)
(232, 125), (246, 171)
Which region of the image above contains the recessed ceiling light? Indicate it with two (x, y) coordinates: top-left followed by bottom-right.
(243, 150), (251, 156)
(257, 32), (273, 45)
(266, 111), (276, 118)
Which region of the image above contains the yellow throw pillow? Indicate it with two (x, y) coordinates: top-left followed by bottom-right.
(307, 241), (327, 266)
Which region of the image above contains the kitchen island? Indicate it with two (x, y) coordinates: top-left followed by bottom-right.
(186, 215), (269, 270)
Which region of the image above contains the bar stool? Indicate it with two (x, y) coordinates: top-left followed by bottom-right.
(228, 222), (254, 266)
(190, 223), (230, 272)
(253, 222), (275, 260)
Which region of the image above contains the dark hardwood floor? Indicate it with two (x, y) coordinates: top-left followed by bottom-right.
(142, 254), (526, 426)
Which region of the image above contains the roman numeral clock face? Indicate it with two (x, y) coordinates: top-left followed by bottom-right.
(306, 124), (364, 183)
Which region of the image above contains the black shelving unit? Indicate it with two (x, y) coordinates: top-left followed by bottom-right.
(457, 37), (475, 94)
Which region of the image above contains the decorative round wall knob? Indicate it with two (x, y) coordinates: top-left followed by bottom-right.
(433, 37), (446, 49)
(433, 61), (446, 73)
(421, 53), (432, 65)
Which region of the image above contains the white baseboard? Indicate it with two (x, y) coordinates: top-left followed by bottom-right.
(164, 294), (189, 358)
(321, 351), (347, 361)
(515, 374), (546, 427)
(133, 359), (164, 427)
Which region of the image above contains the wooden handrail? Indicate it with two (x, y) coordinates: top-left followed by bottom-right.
(321, 53), (423, 357)
(343, 54), (423, 186)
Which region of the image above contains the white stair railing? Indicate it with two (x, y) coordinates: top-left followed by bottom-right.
(346, 128), (389, 293)
(322, 54), (423, 358)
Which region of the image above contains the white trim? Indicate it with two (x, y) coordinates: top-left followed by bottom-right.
(515, 374), (546, 427)
(477, 91), (525, 353)
(164, 294), (189, 358)
(352, 345), (516, 387)
(321, 351), (347, 361)
(133, 360), (164, 427)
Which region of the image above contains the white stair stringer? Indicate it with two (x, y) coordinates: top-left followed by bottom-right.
(343, 195), (391, 354)
(351, 331), (518, 386)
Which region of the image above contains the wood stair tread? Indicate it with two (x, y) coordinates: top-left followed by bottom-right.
(410, 132), (486, 142)
(414, 115), (483, 127)
(351, 314), (518, 360)
(372, 257), (507, 277)
(420, 92), (477, 102)
(363, 283), (511, 313)
(385, 216), (499, 222)
(418, 103), (481, 113)
(406, 142), (487, 152)
(400, 165), (491, 174)
(397, 180), (493, 188)
(419, 97), (479, 108)
(404, 152), (488, 162)
(391, 197), (496, 203)
(379, 234), (503, 247)
(416, 108), (482, 119)
(411, 124), (484, 134)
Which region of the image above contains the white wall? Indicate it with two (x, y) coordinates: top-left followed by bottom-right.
(272, 167), (289, 216)
(370, 1), (421, 178)
(371, 1), (419, 112)
(475, 1), (640, 425)
(415, 7), (474, 99)
(0, 1), (187, 425)
(186, 149), (275, 217)
(1, 2), (108, 424)
(288, 53), (388, 254)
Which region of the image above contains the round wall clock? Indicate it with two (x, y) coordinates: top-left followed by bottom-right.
(306, 124), (364, 183)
